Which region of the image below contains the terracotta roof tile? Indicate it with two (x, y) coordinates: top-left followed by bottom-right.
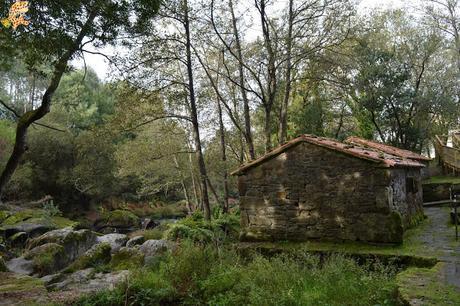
(231, 134), (424, 176)
(345, 136), (431, 161)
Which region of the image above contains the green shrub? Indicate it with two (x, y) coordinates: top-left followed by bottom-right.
(76, 242), (398, 306)
(42, 199), (62, 218)
(163, 211), (240, 244)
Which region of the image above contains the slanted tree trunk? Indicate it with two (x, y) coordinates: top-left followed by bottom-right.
(183, 0), (211, 221)
(0, 10), (97, 199)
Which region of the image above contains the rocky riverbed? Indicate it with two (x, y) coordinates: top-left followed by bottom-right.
(0, 203), (177, 305)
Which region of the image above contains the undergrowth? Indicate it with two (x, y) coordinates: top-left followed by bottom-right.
(76, 241), (400, 306)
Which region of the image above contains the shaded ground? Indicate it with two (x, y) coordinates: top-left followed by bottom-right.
(417, 207), (460, 289)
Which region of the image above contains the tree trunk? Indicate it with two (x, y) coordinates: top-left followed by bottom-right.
(173, 155), (193, 214)
(0, 10), (97, 199)
(279, 0), (294, 144)
(229, 0), (255, 160)
(258, 0), (277, 152)
(217, 99), (229, 212)
(189, 152), (200, 207)
(264, 105), (272, 152)
(183, 0), (211, 221)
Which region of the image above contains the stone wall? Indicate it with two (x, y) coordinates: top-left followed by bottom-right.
(390, 169), (424, 228)
(237, 142), (420, 244)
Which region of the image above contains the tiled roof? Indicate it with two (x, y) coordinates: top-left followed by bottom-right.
(231, 134), (424, 176)
(345, 136), (431, 162)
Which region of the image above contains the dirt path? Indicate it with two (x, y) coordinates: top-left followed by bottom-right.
(419, 207), (460, 289)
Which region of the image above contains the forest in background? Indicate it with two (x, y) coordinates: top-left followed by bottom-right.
(0, 0), (459, 218)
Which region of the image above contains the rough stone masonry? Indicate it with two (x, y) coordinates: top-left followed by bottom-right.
(232, 135), (425, 244)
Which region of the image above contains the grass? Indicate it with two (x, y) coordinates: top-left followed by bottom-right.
(397, 262), (460, 305)
(76, 242), (400, 306)
(422, 175), (460, 185)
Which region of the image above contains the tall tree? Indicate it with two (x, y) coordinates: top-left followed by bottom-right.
(0, 0), (161, 199)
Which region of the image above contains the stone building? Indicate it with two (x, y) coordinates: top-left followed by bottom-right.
(231, 135), (426, 244)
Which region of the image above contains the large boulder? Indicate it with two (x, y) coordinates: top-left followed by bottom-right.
(96, 233), (128, 253)
(126, 235), (145, 248)
(65, 243), (112, 272)
(0, 222), (56, 241)
(23, 243), (67, 277)
(5, 257), (34, 275)
(45, 269), (130, 304)
(26, 228), (97, 263)
(110, 247), (144, 270)
(94, 210), (140, 233)
(139, 239), (171, 260)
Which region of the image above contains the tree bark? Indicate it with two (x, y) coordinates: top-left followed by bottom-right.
(279, 0), (294, 144)
(257, 0), (277, 152)
(217, 98), (229, 212)
(183, 0), (211, 221)
(173, 155), (193, 214)
(229, 0), (255, 160)
(0, 10), (98, 199)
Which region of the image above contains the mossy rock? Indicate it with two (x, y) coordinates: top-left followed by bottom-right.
(2, 210), (38, 225)
(96, 210), (140, 231)
(26, 228), (97, 264)
(65, 243), (112, 273)
(0, 210), (11, 223)
(110, 247), (145, 270)
(24, 243), (66, 276)
(7, 231), (28, 248)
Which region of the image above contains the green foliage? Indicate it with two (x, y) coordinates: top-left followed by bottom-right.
(99, 209), (139, 228)
(42, 200), (62, 218)
(76, 242), (399, 306)
(164, 211), (240, 243)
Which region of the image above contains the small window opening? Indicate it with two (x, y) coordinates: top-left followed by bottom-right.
(406, 177), (418, 193)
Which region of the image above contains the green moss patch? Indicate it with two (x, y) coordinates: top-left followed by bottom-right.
(0, 272), (45, 293)
(397, 262), (460, 305)
(110, 247), (145, 270)
(0, 272), (51, 305)
(0, 210), (10, 223)
(2, 210), (37, 225)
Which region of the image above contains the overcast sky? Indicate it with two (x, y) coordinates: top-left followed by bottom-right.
(75, 0), (413, 81)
